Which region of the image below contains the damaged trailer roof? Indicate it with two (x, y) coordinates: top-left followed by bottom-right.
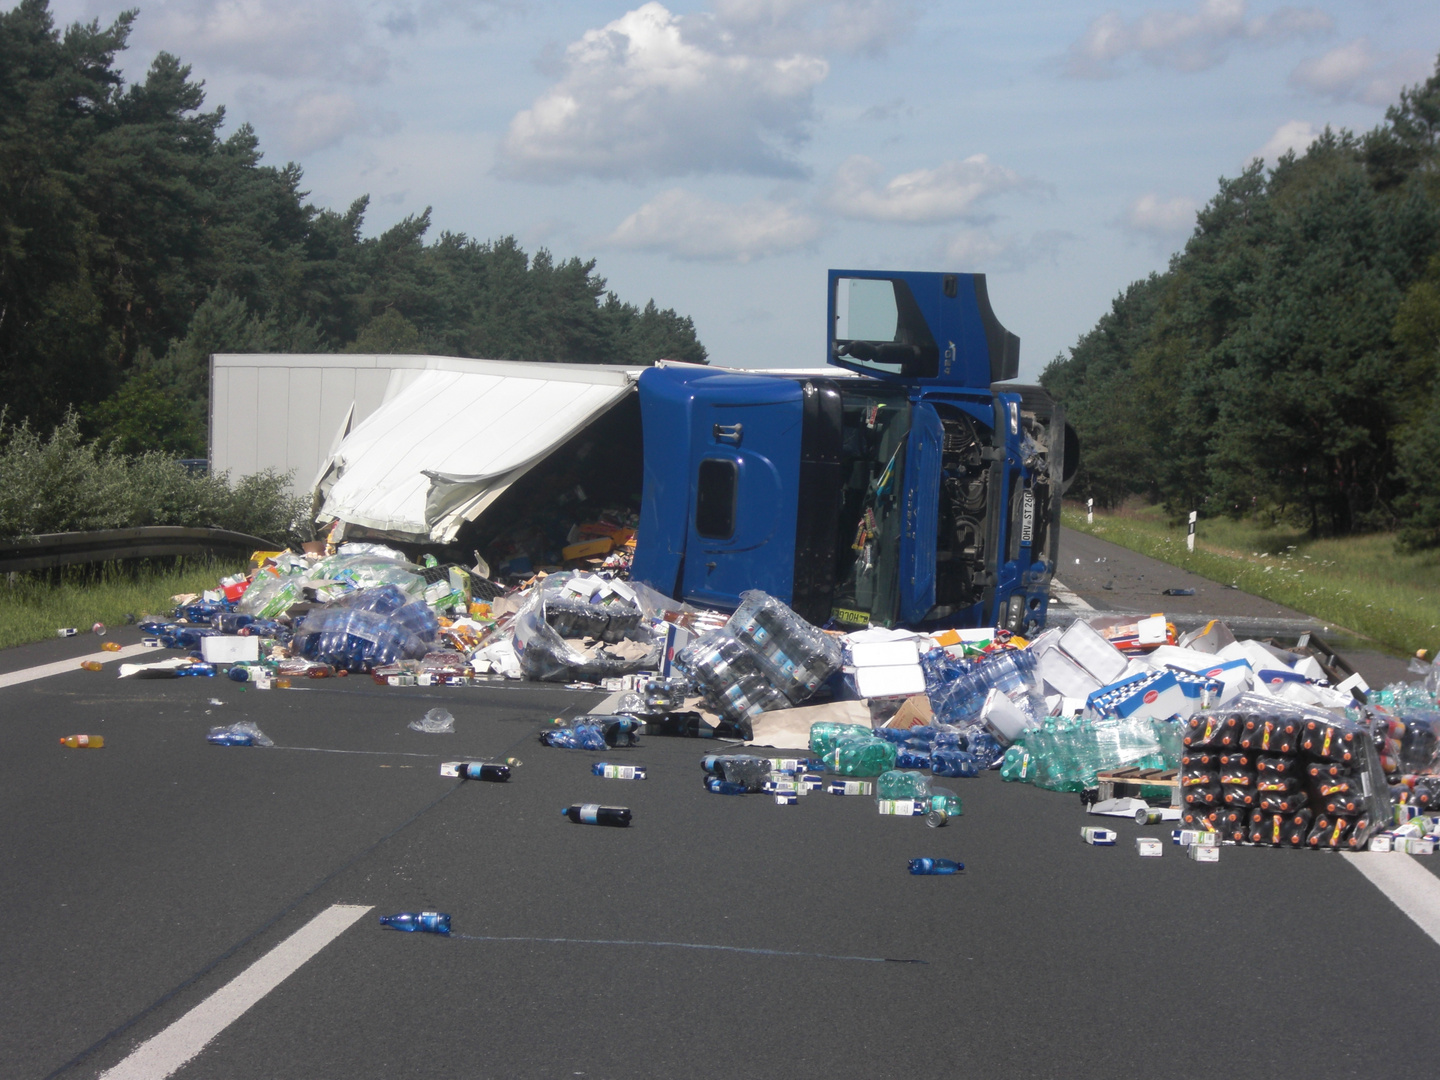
(316, 358), (641, 543)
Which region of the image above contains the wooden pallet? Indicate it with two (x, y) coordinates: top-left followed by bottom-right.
(1096, 767), (1180, 805)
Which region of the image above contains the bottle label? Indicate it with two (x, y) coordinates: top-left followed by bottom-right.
(603, 765), (638, 779)
(580, 803), (600, 824)
(77, 735), (90, 747)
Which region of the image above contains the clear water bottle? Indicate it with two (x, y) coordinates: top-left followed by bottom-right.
(379, 911), (450, 934)
(908, 858), (963, 875)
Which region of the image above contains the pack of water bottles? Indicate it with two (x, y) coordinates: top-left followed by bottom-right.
(673, 591), (842, 727)
(291, 585), (440, 672)
(923, 647), (1046, 735)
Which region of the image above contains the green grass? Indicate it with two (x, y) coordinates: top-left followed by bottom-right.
(0, 559), (245, 650)
(1063, 504), (1440, 658)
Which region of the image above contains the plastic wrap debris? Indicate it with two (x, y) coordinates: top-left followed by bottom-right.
(540, 715), (641, 749)
(207, 721), (274, 747)
(512, 573), (658, 682)
(409, 708), (455, 734)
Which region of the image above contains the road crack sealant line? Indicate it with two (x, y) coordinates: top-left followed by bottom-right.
(42, 782), (467, 1080)
(453, 934), (926, 964)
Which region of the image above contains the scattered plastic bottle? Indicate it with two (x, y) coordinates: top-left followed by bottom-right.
(705, 777), (748, 795)
(378, 911), (450, 935)
(59, 734), (104, 748)
(562, 803), (632, 827)
(461, 762), (511, 782)
(908, 857), (963, 875)
(593, 762), (646, 780)
(99, 641), (122, 653)
(175, 663), (217, 678)
(79, 660), (104, 672)
(92, 622), (106, 636)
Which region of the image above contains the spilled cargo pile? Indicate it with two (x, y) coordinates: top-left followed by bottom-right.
(100, 541), (1440, 863)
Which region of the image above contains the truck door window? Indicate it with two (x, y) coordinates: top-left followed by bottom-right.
(832, 277), (939, 378)
(830, 394), (911, 626)
(695, 458), (737, 538)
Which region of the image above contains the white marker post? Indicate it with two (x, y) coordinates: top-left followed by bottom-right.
(1187, 510), (1197, 552)
(1086, 498), (1094, 524)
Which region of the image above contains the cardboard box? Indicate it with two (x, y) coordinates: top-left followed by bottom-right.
(881, 694), (933, 729)
(201, 636), (260, 664)
(853, 664), (926, 698)
(828, 780), (873, 796)
(1188, 844), (1220, 862)
(1136, 837), (1164, 857)
(1081, 827), (1117, 846)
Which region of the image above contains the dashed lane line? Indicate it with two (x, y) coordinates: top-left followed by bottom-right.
(1343, 853), (1440, 950)
(96, 904), (373, 1080)
(0, 643), (152, 690)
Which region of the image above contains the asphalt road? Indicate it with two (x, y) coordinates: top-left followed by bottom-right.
(2, 556), (1438, 1079)
(1052, 526), (1415, 688)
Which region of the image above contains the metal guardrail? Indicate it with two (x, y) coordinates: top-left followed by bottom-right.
(0, 527), (275, 573)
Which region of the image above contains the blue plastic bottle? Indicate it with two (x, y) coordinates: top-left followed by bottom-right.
(378, 911), (451, 935)
(908, 858), (964, 875)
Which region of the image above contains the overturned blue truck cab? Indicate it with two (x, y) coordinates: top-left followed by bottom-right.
(631, 270), (1077, 635)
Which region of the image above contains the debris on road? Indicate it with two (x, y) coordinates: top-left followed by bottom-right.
(58, 734), (103, 748)
(207, 721), (274, 747)
(408, 708), (455, 734)
(68, 535), (1437, 862)
(378, 912), (451, 935)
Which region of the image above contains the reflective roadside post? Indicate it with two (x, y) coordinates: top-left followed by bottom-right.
(1187, 510), (1197, 552)
(1087, 498), (1094, 524)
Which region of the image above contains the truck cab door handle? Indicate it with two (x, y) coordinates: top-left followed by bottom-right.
(713, 423), (743, 445)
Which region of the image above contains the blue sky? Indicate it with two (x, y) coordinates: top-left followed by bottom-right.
(47, 0), (1440, 379)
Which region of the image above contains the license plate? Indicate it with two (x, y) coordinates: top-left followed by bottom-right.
(1020, 490), (1035, 545)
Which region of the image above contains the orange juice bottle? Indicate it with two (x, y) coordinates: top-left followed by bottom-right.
(59, 734), (104, 748)
(80, 660), (103, 671)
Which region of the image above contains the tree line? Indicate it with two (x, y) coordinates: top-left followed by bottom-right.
(1041, 55), (1440, 550)
(0, 0), (707, 459)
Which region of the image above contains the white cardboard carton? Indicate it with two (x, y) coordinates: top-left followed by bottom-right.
(201, 636), (260, 664)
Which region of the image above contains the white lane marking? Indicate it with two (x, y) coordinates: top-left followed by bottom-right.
(0, 644), (152, 690)
(1049, 578), (1095, 612)
(1343, 853), (1440, 948)
(97, 904), (373, 1080)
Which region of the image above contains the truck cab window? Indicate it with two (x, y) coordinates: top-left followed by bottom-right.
(829, 393), (911, 626)
(832, 277), (939, 379)
(695, 458), (737, 538)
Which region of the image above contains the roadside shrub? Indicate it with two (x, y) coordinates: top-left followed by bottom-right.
(0, 411), (309, 545)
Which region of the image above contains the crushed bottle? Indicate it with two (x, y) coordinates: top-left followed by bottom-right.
(379, 911), (450, 935)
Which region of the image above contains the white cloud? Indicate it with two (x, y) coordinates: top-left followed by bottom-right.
(1251, 119), (1318, 165)
(709, 0), (918, 57)
(280, 92), (399, 155)
(1289, 39), (1434, 106)
(137, 0), (505, 85)
(497, 3), (828, 181)
(1064, 0), (1332, 78)
(935, 229), (1072, 272)
(605, 188), (825, 261)
(826, 154), (1031, 224)
(1124, 193), (1198, 236)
